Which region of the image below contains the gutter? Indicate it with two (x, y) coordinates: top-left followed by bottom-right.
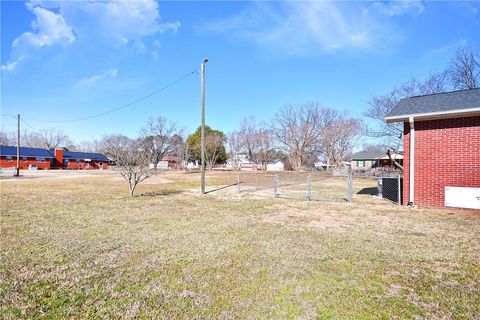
(385, 107), (480, 123)
(408, 117), (415, 207)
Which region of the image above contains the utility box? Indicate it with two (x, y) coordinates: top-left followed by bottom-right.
(378, 176), (403, 205)
(445, 187), (480, 209)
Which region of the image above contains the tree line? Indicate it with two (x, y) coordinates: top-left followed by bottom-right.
(1, 44), (478, 195)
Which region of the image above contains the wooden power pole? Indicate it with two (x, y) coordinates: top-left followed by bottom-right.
(200, 58), (208, 194)
(15, 114), (20, 177)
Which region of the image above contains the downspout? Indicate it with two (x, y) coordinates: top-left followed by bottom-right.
(408, 117), (415, 206)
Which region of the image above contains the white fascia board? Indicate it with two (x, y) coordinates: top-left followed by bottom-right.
(385, 107), (480, 123)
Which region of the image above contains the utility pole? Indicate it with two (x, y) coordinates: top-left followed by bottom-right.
(15, 114), (20, 177)
(200, 58), (208, 194)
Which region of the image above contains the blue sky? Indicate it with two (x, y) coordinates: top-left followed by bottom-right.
(1, 1), (479, 144)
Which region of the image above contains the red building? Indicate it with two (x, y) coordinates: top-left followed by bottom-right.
(385, 89), (480, 209)
(0, 146), (53, 169)
(160, 155), (182, 169)
(0, 146), (110, 170)
(53, 149), (109, 170)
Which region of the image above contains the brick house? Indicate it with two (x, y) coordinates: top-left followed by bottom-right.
(54, 149), (110, 170)
(351, 150), (403, 170)
(0, 146), (53, 169)
(385, 88), (480, 209)
(151, 156), (183, 170)
(0, 146), (110, 170)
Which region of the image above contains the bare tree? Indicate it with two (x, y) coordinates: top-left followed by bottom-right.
(420, 71), (449, 94)
(204, 132), (226, 170)
(98, 134), (132, 159)
(321, 112), (364, 167)
(365, 73), (448, 146)
(362, 143), (392, 152)
(238, 115), (259, 163)
(0, 130), (16, 146)
(139, 117), (183, 171)
(24, 128), (73, 149)
(256, 126), (273, 170)
(449, 45), (479, 90)
(75, 139), (102, 152)
(271, 103), (331, 171)
(227, 131), (243, 170)
(103, 135), (153, 196)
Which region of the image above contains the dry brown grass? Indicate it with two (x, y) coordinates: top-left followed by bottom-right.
(1, 170), (479, 319)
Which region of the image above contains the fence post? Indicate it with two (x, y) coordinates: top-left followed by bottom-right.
(273, 174), (278, 197)
(397, 174), (401, 205)
(377, 178), (383, 198)
(307, 175), (312, 201)
(237, 171), (240, 192)
(347, 169), (353, 203)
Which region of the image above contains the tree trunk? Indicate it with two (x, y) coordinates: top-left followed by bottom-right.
(129, 183), (135, 197)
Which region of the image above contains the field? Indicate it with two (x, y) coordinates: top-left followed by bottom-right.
(1, 170), (479, 319)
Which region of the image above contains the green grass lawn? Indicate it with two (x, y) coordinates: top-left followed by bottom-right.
(1, 171), (479, 319)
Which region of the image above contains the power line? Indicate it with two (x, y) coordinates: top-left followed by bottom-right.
(20, 118), (35, 130)
(1, 113), (17, 119)
(23, 69), (198, 123)
(2, 113), (36, 130)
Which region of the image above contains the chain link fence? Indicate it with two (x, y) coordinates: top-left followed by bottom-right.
(377, 176), (403, 205)
(234, 170), (354, 202)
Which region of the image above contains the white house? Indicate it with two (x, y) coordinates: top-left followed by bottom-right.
(226, 154), (251, 169)
(266, 160), (284, 171)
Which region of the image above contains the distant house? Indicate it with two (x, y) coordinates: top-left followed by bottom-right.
(0, 146), (110, 170)
(57, 149), (110, 170)
(0, 146), (53, 169)
(151, 156), (183, 170)
(351, 150), (403, 170)
(266, 160), (284, 171)
(385, 88), (480, 209)
(162, 155), (182, 170)
(226, 154), (251, 169)
(240, 163), (259, 171)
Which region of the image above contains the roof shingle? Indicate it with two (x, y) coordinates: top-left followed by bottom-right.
(387, 88), (480, 118)
(0, 146), (53, 158)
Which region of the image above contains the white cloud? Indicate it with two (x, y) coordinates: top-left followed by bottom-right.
(74, 68), (118, 87)
(59, 0), (180, 45)
(3, 0), (180, 72)
(13, 6), (75, 48)
(1, 56), (26, 72)
(2, 4), (74, 72)
(368, 1), (425, 17)
(199, 1), (423, 56)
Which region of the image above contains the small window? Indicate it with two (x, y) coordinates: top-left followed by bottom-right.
(37, 157), (46, 163)
(363, 160), (366, 167)
(6, 156), (12, 162)
(23, 157), (28, 162)
(76, 159), (80, 163)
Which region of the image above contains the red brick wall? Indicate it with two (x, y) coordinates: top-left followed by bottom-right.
(403, 116), (480, 207)
(64, 159), (108, 170)
(51, 149), (64, 169)
(0, 156), (51, 169)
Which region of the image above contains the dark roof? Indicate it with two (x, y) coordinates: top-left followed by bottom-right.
(63, 151), (109, 161)
(387, 88), (480, 118)
(351, 150), (386, 160)
(0, 146), (53, 158)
